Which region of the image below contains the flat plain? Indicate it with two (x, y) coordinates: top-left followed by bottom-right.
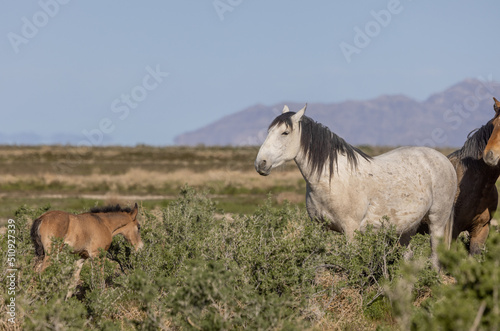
(0, 144), (457, 223)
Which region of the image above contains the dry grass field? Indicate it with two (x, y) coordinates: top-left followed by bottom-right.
(0, 144), (454, 224)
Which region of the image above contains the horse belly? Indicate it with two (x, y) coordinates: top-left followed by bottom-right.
(361, 196), (430, 234)
(366, 147), (456, 234)
(454, 185), (497, 235)
(65, 218), (111, 257)
(361, 165), (434, 233)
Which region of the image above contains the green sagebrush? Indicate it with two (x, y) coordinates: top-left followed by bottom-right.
(3, 186), (500, 330)
(408, 230), (500, 330)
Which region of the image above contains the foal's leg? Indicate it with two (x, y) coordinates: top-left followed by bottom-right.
(39, 237), (54, 272)
(39, 255), (51, 272)
(66, 258), (85, 300)
(88, 248), (107, 290)
(94, 256), (106, 290)
(39, 242), (57, 272)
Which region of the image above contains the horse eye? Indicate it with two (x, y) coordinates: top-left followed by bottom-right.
(282, 131), (289, 136)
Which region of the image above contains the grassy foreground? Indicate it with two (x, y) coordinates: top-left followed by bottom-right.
(1, 187), (500, 330)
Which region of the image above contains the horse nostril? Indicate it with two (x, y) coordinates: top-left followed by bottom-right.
(486, 150), (494, 160)
(261, 160), (267, 167)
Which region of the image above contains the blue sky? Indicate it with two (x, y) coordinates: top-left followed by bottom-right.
(1, 1), (499, 145)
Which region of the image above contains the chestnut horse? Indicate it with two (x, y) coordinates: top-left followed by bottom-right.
(447, 97), (500, 254)
(31, 203), (144, 272)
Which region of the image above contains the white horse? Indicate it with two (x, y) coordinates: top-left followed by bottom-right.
(255, 105), (457, 268)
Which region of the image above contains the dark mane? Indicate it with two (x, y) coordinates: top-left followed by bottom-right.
(89, 204), (132, 214)
(448, 120), (494, 166)
(270, 112), (372, 179)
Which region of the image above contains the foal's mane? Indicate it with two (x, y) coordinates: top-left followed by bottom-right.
(269, 112), (372, 179)
(90, 204), (132, 214)
(448, 119), (494, 166)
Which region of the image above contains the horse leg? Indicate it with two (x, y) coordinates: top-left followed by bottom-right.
(469, 223), (490, 255)
(469, 204), (494, 254)
(89, 249), (106, 289)
(38, 235), (54, 272)
(469, 211), (491, 255)
(98, 257), (105, 290)
(427, 212), (449, 270)
(39, 256), (49, 272)
(66, 258), (85, 300)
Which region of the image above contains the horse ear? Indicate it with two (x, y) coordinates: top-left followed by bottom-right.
(282, 105), (290, 113)
(494, 97), (500, 114)
(292, 104), (307, 121)
(130, 203), (138, 219)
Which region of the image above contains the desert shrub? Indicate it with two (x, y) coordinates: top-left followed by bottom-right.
(8, 187), (500, 330)
(409, 229), (500, 330)
(108, 185), (218, 278)
(225, 197), (334, 297)
(159, 185), (218, 273)
(32, 240), (81, 301)
(163, 259), (305, 330)
(23, 297), (88, 331)
(319, 219), (406, 307)
(404, 233), (440, 293)
(142, 190), (333, 329)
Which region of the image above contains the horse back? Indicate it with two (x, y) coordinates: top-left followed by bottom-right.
(65, 213), (114, 256)
(374, 146), (456, 189)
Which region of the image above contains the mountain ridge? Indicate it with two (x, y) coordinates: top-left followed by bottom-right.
(174, 78), (500, 148)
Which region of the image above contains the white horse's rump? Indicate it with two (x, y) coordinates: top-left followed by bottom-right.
(255, 105), (457, 268)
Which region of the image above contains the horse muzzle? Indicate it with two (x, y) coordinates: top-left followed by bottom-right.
(135, 240), (144, 251)
(255, 159), (271, 176)
(484, 150), (500, 166)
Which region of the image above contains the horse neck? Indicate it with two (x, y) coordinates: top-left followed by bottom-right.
(97, 213), (131, 236)
(453, 143), (500, 184)
(476, 162), (500, 186)
(294, 148), (358, 186)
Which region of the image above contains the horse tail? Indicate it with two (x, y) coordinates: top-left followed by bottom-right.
(444, 206), (454, 249)
(30, 217), (45, 258)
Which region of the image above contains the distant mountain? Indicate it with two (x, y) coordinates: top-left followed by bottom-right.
(174, 78), (500, 147)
